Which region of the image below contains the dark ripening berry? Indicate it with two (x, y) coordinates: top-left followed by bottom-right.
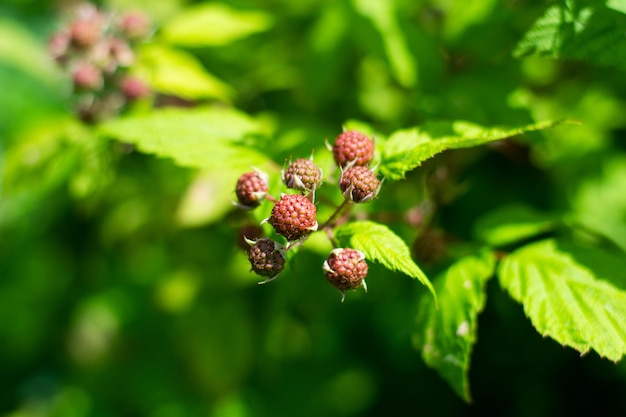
(323, 248), (368, 302)
(247, 238), (286, 283)
(339, 166), (381, 203)
(282, 158), (322, 192)
(332, 130), (375, 168)
(267, 194), (317, 242)
(235, 171), (269, 209)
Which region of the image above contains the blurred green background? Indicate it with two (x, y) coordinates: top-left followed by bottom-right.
(2, 0), (626, 416)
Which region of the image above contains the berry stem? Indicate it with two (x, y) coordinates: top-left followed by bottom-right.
(320, 199), (353, 230)
(325, 227), (338, 248)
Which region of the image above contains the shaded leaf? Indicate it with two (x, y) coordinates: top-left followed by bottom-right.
(514, 2), (626, 70)
(334, 220), (436, 300)
(98, 107), (273, 170)
(570, 156), (626, 252)
(380, 119), (566, 180)
(160, 3), (273, 47)
(474, 204), (558, 247)
(351, 0), (417, 87)
(414, 250), (497, 402)
(498, 239), (626, 362)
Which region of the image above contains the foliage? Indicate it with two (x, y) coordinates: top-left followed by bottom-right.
(3, 0), (626, 416)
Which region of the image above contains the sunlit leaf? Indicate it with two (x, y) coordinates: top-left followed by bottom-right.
(160, 3), (273, 46)
(135, 44), (234, 101)
(414, 250), (496, 402)
(380, 119), (567, 180)
(334, 220), (436, 300)
(98, 107), (274, 170)
(499, 239), (626, 362)
(176, 167), (246, 227)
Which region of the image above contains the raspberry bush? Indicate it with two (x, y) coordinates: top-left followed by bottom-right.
(5, 1), (626, 415)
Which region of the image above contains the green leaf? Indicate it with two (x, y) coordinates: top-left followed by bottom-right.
(98, 107), (274, 170)
(334, 220), (436, 301)
(380, 119), (566, 180)
(175, 166), (247, 227)
(498, 239), (626, 362)
(514, 1), (626, 70)
(351, 0), (417, 87)
(438, 0), (499, 40)
(160, 3), (273, 47)
(135, 44), (234, 101)
(607, 0), (626, 14)
(570, 156), (626, 252)
(414, 250), (497, 402)
(0, 17), (61, 84)
(474, 204), (558, 247)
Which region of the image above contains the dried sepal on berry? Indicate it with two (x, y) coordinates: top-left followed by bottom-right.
(339, 164), (382, 203)
(323, 248), (368, 302)
(330, 130), (375, 168)
(234, 169), (269, 210)
(246, 237), (286, 284)
(264, 194), (318, 244)
(281, 157), (323, 193)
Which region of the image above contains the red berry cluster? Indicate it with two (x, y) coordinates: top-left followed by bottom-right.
(234, 130), (382, 301)
(49, 3), (152, 123)
(333, 130), (382, 204)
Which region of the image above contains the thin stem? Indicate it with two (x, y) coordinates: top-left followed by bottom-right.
(326, 227), (338, 248)
(319, 199), (353, 230)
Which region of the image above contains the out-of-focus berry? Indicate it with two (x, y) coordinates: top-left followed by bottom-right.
(70, 17), (103, 48)
(73, 63), (103, 90)
(120, 76), (150, 101)
(118, 12), (151, 39)
(49, 31), (71, 63)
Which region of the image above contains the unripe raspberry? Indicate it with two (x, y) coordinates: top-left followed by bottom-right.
(323, 248), (368, 302)
(235, 171), (269, 209)
(281, 158), (322, 192)
(108, 38), (134, 68)
(339, 166), (381, 203)
(267, 194), (317, 242)
(73, 63), (103, 90)
(247, 238), (286, 283)
(49, 31), (70, 64)
(70, 18), (103, 48)
(118, 12), (152, 40)
(332, 130), (375, 168)
(120, 76), (150, 101)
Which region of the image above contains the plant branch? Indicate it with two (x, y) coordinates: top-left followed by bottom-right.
(320, 199), (353, 230)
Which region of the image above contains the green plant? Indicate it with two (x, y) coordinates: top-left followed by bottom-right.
(3, 0), (626, 415)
